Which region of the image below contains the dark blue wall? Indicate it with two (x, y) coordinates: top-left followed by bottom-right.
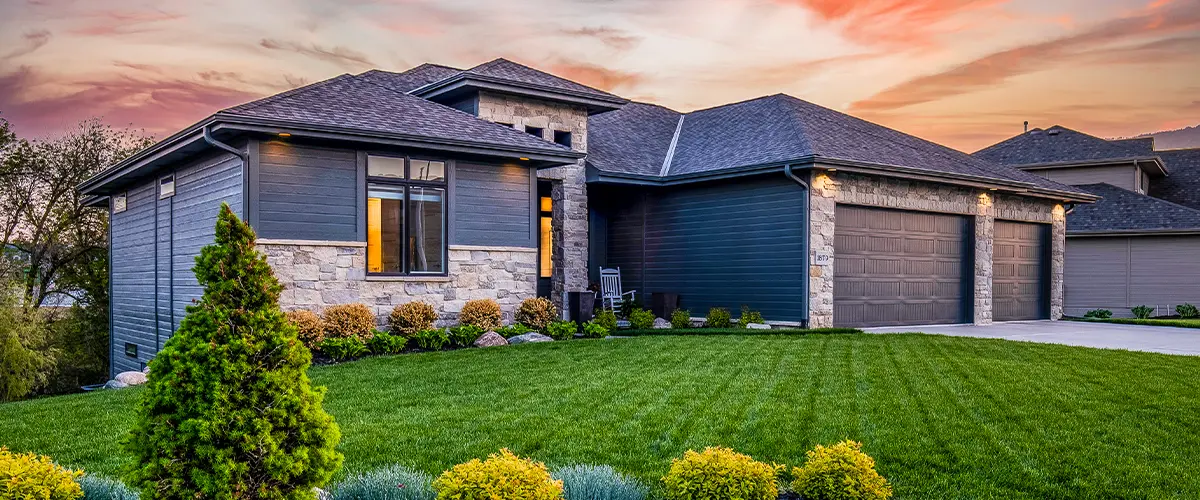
(256, 141), (359, 241)
(453, 162), (535, 248)
(595, 175), (808, 322)
(110, 182), (158, 374)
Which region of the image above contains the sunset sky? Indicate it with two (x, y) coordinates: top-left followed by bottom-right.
(1, 0), (1197, 152)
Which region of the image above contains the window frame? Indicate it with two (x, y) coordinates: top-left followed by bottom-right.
(159, 174), (175, 199)
(365, 154), (449, 277)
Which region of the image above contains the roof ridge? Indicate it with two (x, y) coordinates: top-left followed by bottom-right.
(225, 73), (354, 113)
(659, 115), (685, 176)
(683, 93), (786, 115)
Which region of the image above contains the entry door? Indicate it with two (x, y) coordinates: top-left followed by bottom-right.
(993, 221), (1050, 321)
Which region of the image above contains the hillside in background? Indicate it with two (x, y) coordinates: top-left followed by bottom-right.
(1133, 124), (1200, 150)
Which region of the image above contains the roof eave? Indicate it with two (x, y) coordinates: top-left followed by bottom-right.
(77, 116), (217, 194)
(1068, 228), (1200, 237)
(412, 74), (627, 114)
(1015, 156), (1168, 177)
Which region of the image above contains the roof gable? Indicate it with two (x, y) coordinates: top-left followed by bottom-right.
(974, 125), (1152, 166)
(464, 58), (623, 102)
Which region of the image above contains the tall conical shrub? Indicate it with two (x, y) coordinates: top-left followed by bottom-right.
(124, 203), (342, 499)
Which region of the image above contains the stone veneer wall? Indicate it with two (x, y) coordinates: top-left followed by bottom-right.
(475, 91), (589, 312)
(807, 171), (1065, 328)
(260, 240), (537, 325)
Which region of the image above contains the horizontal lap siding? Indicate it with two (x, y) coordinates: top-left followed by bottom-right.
(1038, 165), (1136, 191)
(172, 154), (244, 329)
(258, 142), (357, 241)
(1067, 236), (1200, 317)
(454, 163), (534, 248)
(110, 183), (157, 374)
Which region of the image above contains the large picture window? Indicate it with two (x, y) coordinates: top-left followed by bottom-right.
(367, 155), (446, 275)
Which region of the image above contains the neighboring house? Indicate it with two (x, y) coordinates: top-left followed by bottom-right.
(81, 59), (1095, 375)
(975, 126), (1200, 317)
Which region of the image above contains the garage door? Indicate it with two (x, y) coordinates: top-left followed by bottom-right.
(993, 221), (1050, 321)
(834, 205), (972, 327)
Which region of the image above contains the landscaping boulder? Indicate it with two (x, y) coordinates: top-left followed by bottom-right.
(507, 332), (553, 345)
(474, 331), (508, 347)
(746, 323), (772, 330)
(115, 371), (148, 385)
(653, 318), (671, 329)
(103, 380), (128, 390)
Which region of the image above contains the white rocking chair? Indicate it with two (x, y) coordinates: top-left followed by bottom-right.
(599, 267), (636, 311)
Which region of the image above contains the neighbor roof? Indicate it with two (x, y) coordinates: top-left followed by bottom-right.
(974, 125), (1162, 168)
(1068, 183), (1200, 233)
(1151, 148), (1200, 211)
(587, 94), (1093, 199)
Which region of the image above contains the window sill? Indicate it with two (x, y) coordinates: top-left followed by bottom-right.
(365, 275), (452, 282)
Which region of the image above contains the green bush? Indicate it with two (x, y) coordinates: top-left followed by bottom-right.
(390, 301), (438, 337)
(496, 323), (534, 339)
(737, 306), (765, 328)
(0, 304), (53, 402)
(433, 449), (563, 500)
(459, 299), (503, 332)
(320, 337), (369, 361)
(78, 475), (139, 500)
(1083, 309), (1113, 319)
(1132, 305), (1154, 319)
(661, 447), (777, 500)
(323, 303), (377, 341)
(628, 308), (655, 330)
(594, 310), (618, 332)
(582, 321), (608, 338)
(0, 447), (83, 499)
(1176, 303), (1199, 319)
(516, 297), (557, 332)
(554, 465), (647, 500)
(546, 320), (578, 340)
(449, 325), (485, 347)
(413, 329), (450, 351)
(366, 330), (408, 355)
(670, 309), (691, 329)
(123, 204), (342, 499)
(330, 465), (435, 500)
(704, 307), (732, 328)
(791, 440), (892, 500)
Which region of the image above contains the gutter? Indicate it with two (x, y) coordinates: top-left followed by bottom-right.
(203, 124), (247, 162)
(1015, 156), (1167, 177)
(783, 163), (811, 328)
(1068, 228), (1200, 237)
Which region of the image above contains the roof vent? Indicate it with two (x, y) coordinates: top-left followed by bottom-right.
(1047, 129), (1061, 136)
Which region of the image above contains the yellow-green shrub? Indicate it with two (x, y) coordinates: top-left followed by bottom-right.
(322, 303), (376, 341)
(286, 309), (325, 349)
(790, 440), (892, 500)
(0, 447), (84, 500)
(661, 447), (777, 500)
(460, 299), (502, 331)
(433, 448), (563, 500)
(390, 301), (438, 337)
(515, 297), (557, 331)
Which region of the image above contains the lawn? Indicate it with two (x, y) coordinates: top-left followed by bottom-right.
(1067, 316), (1200, 329)
(3, 333), (1199, 498)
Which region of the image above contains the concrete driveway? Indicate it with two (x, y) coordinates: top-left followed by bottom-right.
(866, 320), (1200, 356)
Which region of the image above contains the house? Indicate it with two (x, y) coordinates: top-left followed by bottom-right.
(975, 126), (1200, 317)
(80, 59), (1096, 375)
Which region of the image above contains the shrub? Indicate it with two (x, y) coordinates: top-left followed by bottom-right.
(78, 475), (140, 500)
(320, 337), (369, 361)
(1177, 303), (1199, 319)
(449, 325), (485, 347)
(704, 307), (732, 328)
(546, 320), (578, 340)
(496, 323), (534, 339)
(390, 301), (439, 337)
(1083, 309), (1113, 319)
(460, 299), (502, 331)
(516, 297), (557, 332)
(413, 329), (450, 351)
(330, 464), (435, 500)
(123, 204), (342, 499)
(791, 440), (892, 500)
(366, 330), (408, 355)
(324, 303), (377, 341)
(594, 309), (618, 332)
(0, 447), (84, 499)
(670, 309), (691, 329)
(737, 306), (765, 328)
(554, 465), (648, 500)
(1132, 305), (1154, 319)
(628, 308), (655, 330)
(661, 447), (777, 500)
(0, 303), (53, 402)
(287, 309), (325, 349)
(582, 321), (608, 339)
(432, 448), (563, 500)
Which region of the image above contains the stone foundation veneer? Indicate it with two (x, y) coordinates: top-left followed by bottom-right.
(807, 171), (1065, 328)
(258, 239), (537, 324)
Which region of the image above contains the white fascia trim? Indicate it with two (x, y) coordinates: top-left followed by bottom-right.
(659, 115), (685, 177)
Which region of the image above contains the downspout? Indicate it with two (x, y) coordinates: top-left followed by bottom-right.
(203, 125), (247, 162)
(784, 164), (810, 328)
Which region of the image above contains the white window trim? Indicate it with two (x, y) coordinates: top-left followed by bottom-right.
(159, 174), (175, 199)
(112, 192), (127, 213)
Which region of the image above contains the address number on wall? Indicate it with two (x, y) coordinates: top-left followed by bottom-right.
(813, 252), (833, 265)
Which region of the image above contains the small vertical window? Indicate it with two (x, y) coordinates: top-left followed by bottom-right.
(113, 193), (127, 213)
(539, 196), (552, 278)
(159, 175), (175, 198)
(553, 130), (572, 148)
(525, 126), (545, 139)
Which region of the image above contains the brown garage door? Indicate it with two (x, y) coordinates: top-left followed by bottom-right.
(993, 221), (1050, 321)
(834, 205), (972, 327)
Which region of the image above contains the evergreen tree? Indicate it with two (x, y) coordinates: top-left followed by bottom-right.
(124, 204), (342, 499)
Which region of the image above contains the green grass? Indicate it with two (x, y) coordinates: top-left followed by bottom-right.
(1066, 316), (1200, 328)
(3, 334), (1200, 498)
(618, 327), (862, 336)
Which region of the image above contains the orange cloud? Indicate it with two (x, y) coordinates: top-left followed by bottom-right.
(259, 39), (375, 69)
(784, 0), (1007, 45)
(545, 61), (643, 91)
(559, 27), (641, 51)
(69, 10), (181, 36)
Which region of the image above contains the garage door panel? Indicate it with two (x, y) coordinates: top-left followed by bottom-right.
(994, 220), (1050, 321)
(834, 205), (971, 328)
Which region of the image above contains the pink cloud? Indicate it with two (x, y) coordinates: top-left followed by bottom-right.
(783, 0), (1008, 46)
(259, 38), (376, 69)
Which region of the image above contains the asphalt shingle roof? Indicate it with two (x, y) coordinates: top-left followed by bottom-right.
(356, 64), (462, 93)
(973, 125), (1153, 166)
(222, 73), (575, 155)
(1068, 183), (1200, 233)
(587, 102), (681, 176)
(1151, 148), (1200, 211)
(461, 58), (624, 102)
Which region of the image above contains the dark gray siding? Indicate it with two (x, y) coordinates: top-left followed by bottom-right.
(1034, 165), (1136, 190)
(257, 141), (358, 241)
(172, 154), (245, 324)
(597, 175), (808, 322)
(1066, 235), (1200, 317)
(110, 182), (157, 374)
(453, 163), (535, 247)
